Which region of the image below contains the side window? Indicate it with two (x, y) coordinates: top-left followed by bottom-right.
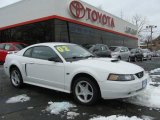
(0, 44), (5, 50)
(121, 47), (125, 52)
(31, 46), (58, 60)
(101, 45), (107, 51)
(94, 45), (101, 51)
(24, 48), (33, 57)
(4, 44), (12, 51)
(125, 47), (129, 52)
(105, 45), (109, 50)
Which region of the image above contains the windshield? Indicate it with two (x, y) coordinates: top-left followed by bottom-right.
(142, 49), (148, 53)
(15, 44), (28, 50)
(109, 47), (120, 52)
(130, 49), (136, 53)
(55, 45), (95, 62)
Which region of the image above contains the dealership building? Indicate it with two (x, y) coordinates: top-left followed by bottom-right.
(0, 0), (138, 48)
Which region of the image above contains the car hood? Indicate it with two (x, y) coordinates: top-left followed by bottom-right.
(72, 58), (143, 74)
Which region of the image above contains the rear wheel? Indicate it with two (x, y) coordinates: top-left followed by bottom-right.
(72, 77), (100, 105)
(10, 67), (23, 88)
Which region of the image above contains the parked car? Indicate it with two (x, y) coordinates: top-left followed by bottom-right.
(156, 50), (160, 57)
(84, 44), (111, 58)
(141, 49), (152, 60)
(0, 42), (28, 64)
(4, 42), (149, 105)
(129, 48), (143, 62)
(151, 51), (159, 57)
(109, 46), (130, 61)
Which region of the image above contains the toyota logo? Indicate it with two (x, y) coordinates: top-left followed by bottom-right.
(70, 1), (85, 19)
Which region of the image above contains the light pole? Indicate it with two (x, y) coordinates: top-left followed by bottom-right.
(146, 25), (157, 49)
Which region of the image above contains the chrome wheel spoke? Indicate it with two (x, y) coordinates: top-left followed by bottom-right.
(11, 70), (20, 86)
(75, 81), (94, 103)
(84, 94), (88, 102)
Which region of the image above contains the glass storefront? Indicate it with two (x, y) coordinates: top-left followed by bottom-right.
(0, 19), (137, 48)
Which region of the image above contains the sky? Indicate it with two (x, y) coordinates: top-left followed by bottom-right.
(0, 0), (159, 38)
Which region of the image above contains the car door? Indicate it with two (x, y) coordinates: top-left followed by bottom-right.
(124, 47), (130, 60)
(0, 44), (5, 62)
(23, 46), (65, 90)
(93, 45), (102, 57)
(100, 45), (109, 57)
(119, 47), (126, 60)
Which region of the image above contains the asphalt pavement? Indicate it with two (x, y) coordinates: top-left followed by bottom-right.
(0, 58), (160, 120)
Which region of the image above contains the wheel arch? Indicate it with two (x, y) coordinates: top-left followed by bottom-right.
(70, 73), (101, 97)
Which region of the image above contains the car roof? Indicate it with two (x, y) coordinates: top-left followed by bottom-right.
(28, 42), (76, 47)
(0, 42), (26, 44)
(109, 46), (124, 48)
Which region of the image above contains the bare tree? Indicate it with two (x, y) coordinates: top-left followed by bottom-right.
(132, 14), (147, 35)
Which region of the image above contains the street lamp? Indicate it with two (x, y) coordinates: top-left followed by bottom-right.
(146, 25), (157, 49)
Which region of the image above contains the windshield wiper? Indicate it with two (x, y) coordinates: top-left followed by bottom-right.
(84, 55), (96, 58)
(65, 56), (84, 60)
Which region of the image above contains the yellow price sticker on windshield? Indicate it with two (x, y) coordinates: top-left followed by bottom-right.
(56, 46), (70, 52)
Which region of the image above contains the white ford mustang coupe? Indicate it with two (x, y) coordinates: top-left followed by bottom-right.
(4, 43), (149, 105)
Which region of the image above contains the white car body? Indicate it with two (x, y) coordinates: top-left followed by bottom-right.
(4, 43), (149, 100)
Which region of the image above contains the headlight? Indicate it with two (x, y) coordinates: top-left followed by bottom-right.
(108, 74), (135, 81)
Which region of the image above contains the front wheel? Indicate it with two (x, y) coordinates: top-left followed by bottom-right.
(134, 57), (137, 62)
(10, 67), (23, 88)
(72, 77), (100, 105)
(128, 57), (131, 62)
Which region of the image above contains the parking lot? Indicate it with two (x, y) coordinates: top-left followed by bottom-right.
(0, 57), (160, 120)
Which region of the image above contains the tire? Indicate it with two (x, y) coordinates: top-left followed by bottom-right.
(128, 57), (131, 62)
(118, 56), (121, 60)
(0, 62), (4, 65)
(150, 56), (152, 60)
(72, 77), (100, 105)
(10, 67), (23, 88)
(134, 57), (137, 62)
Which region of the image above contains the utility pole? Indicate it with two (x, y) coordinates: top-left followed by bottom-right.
(146, 25), (157, 49)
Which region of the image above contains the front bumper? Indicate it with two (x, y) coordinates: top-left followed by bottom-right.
(98, 73), (150, 99)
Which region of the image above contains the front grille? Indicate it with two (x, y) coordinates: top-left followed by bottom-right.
(135, 71), (144, 78)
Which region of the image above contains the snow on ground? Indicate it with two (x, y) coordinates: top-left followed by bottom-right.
(46, 101), (76, 115)
(67, 112), (80, 119)
(125, 68), (160, 109)
(150, 68), (160, 77)
(141, 115), (154, 120)
(126, 84), (160, 109)
(89, 115), (151, 120)
(150, 68), (160, 74)
(6, 94), (30, 104)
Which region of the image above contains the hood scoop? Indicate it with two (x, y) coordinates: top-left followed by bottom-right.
(111, 59), (119, 62)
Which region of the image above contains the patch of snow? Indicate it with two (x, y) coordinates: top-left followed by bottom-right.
(83, 113), (87, 115)
(1, 116), (5, 119)
(90, 115), (144, 120)
(67, 112), (79, 119)
(46, 101), (76, 115)
(126, 84), (160, 109)
(141, 115), (154, 120)
(6, 94), (30, 104)
(27, 106), (34, 110)
(150, 68), (160, 74)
